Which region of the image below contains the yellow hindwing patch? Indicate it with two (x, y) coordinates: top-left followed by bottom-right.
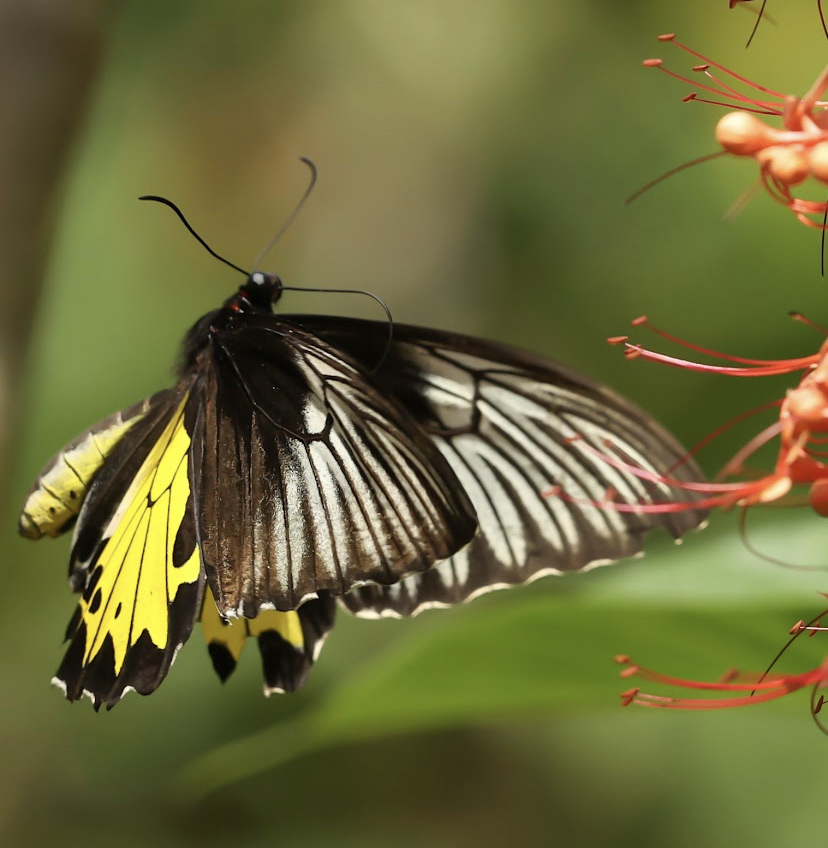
(78, 397), (201, 674)
(248, 608), (304, 647)
(200, 590), (305, 660)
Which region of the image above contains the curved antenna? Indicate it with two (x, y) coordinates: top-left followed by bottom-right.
(139, 195), (249, 277)
(252, 157), (318, 271)
(281, 284), (395, 373)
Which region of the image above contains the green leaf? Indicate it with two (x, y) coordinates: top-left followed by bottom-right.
(175, 515), (828, 798)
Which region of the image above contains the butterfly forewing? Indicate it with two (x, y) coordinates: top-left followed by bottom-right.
(277, 317), (707, 618)
(192, 318), (478, 618)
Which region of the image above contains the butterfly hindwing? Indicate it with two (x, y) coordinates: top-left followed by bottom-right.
(277, 317), (708, 618)
(55, 388), (204, 708)
(191, 317), (479, 618)
(200, 590), (336, 693)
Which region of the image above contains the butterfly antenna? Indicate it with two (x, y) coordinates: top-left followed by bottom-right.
(139, 195), (249, 277)
(253, 157), (318, 271)
(281, 285), (395, 373)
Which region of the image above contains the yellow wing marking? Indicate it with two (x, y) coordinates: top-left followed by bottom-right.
(19, 416), (142, 539)
(200, 590), (247, 662)
(200, 589), (305, 661)
(79, 396), (200, 674)
(249, 609), (304, 646)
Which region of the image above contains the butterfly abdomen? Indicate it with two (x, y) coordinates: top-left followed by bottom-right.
(18, 397), (165, 540)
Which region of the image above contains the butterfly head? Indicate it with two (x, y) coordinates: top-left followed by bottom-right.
(231, 271), (284, 314)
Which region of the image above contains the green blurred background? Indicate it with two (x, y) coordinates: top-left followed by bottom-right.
(4, 1), (828, 846)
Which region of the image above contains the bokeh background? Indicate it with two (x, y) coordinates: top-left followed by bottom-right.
(3, 1), (828, 846)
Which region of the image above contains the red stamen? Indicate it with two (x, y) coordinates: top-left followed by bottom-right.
(583, 323), (828, 522)
(656, 33), (786, 101)
(628, 316), (821, 369)
(616, 654), (828, 711)
(619, 343), (815, 376)
(690, 96), (775, 116)
(685, 399), (782, 463)
(624, 152), (727, 205)
(788, 311), (828, 335)
(717, 420), (783, 477)
(546, 437), (788, 515)
(644, 58), (778, 113)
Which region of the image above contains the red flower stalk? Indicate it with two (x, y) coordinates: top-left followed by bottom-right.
(616, 605), (828, 724)
(600, 315), (828, 516)
(643, 34), (828, 228)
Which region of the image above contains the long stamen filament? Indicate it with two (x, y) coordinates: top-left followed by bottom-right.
(658, 33), (786, 100)
(628, 317), (820, 368)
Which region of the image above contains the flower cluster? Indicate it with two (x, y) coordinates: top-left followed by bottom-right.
(617, 8), (828, 728)
(609, 314), (828, 720)
(610, 315), (828, 517)
(643, 34), (828, 227)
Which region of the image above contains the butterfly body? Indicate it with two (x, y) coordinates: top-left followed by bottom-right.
(21, 271), (707, 708)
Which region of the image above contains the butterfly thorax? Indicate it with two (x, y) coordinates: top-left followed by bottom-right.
(179, 272), (284, 374)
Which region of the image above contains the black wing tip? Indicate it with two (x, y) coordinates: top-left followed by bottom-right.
(207, 642), (238, 683)
(257, 595), (338, 693)
(55, 622), (190, 709)
(257, 630), (308, 694)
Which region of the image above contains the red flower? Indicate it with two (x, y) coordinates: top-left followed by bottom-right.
(595, 319), (828, 727)
(600, 316), (828, 517)
(616, 607), (828, 724)
(642, 34), (828, 228)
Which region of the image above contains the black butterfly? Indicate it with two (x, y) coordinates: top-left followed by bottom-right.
(19, 202), (707, 710)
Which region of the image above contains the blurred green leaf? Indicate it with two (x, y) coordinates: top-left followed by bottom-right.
(177, 513), (827, 797)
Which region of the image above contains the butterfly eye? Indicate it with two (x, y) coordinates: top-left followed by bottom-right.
(244, 272), (282, 308)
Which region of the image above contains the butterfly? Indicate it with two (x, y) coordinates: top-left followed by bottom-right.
(19, 195), (707, 710)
